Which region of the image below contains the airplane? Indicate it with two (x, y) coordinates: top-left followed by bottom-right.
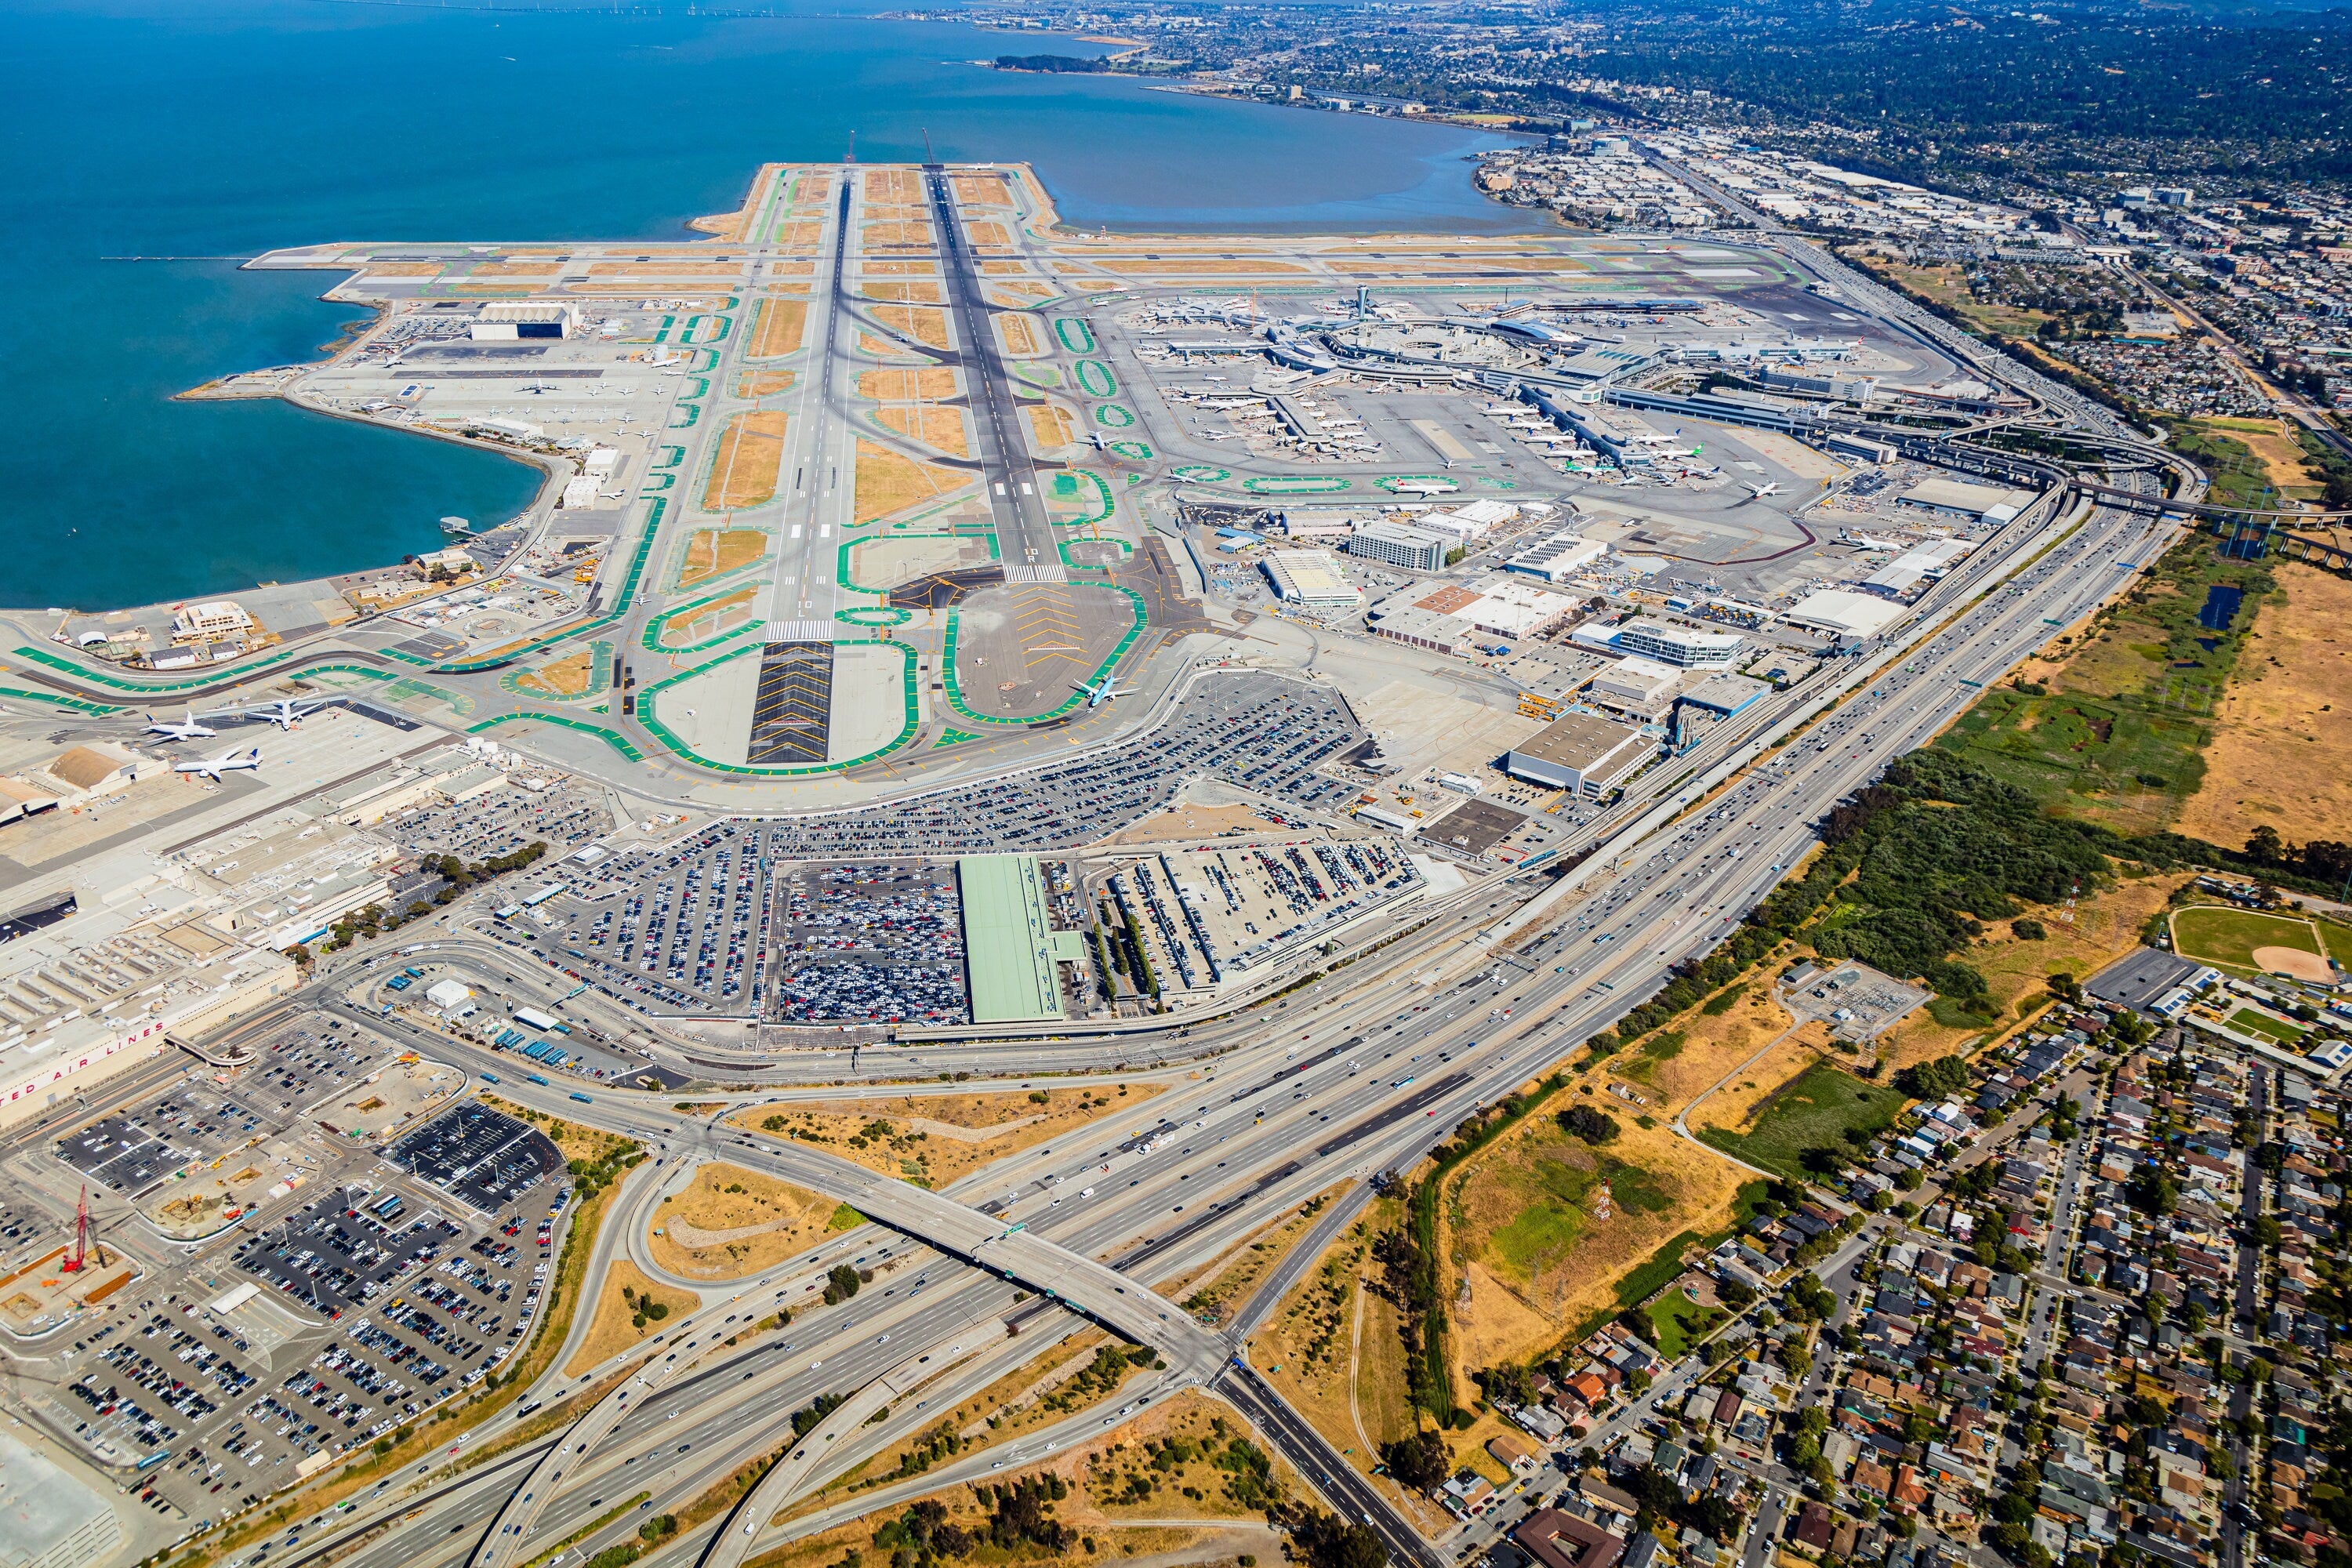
(1838, 529), (1907, 550)
(1089, 432), (1108, 450)
(243, 698), (325, 731)
(175, 746), (261, 782)
(1076, 675), (1129, 708)
(143, 710), (216, 742)
(1741, 481), (1781, 499)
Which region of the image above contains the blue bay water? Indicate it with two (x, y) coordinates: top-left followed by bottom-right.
(0, 0), (1540, 612)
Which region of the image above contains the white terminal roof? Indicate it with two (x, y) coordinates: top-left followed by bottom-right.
(1261, 549), (1363, 604)
(1784, 590), (1906, 637)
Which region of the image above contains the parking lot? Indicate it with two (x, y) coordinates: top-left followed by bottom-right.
(771, 860), (967, 1025)
(388, 775), (613, 865)
(387, 1104), (564, 1214)
(532, 818), (776, 1016)
(755, 672), (1367, 860)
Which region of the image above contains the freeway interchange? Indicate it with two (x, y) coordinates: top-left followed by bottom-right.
(230, 448), (2190, 1568)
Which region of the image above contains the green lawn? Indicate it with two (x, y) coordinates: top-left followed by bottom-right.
(1700, 1062), (1903, 1179)
(1645, 1294), (1729, 1359)
(2227, 1006), (2308, 1044)
(2317, 917), (2352, 969)
(2170, 905), (2325, 971)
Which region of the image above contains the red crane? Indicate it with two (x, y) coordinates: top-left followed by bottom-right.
(62, 1181), (103, 1273)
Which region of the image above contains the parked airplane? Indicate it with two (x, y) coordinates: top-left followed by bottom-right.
(175, 746), (261, 781)
(143, 710), (217, 742)
(1076, 675), (1128, 709)
(243, 699), (325, 731)
(1838, 529), (1907, 550)
(1741, 481), (1782, 499)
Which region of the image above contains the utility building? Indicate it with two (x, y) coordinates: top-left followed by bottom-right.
(1504, 713), (1653, 798)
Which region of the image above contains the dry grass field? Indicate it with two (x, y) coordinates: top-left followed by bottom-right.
(646, 1161), (840, 1280)
(513, 648), (598, 699)
(862, 280), (946, 303)
(2176, 563), (2352, 848)
(851, 438), (972, 520)
(1026, 402), (1075, 449)
(703, 410), (790, 510)
(858, 366), (959, 401)
(564, 1260), (696, 1376)
(586, 261), (742, 277)
(664, 586), (760, 645)
(751, 297), (808, 358)
(998, 314), (1042, 356)
(677, 528), (770, 589)
(728, 1083), (1166, 1192)
(734, 371), (795, 397)
(869, 304), (951, 350)
(876, 405), (971, 458)
(964, 220), (1013, 249)
(862, 220), (935, 249)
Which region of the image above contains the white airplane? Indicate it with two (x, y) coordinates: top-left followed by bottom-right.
(143, 710), (216, 742)
(1838, 529), (1907, 550)
(1742, 481), (1781, 499)
(1076, 675), (1129, 709)
(1089, 431), (1108, 450)
(175, 746), (261, 782)
(243, 698), (325, 731)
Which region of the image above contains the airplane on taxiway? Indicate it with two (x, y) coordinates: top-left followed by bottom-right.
(1076, 674), (1129, 708)
(143, 710), (218, 742)
(175, 746), (262, 781)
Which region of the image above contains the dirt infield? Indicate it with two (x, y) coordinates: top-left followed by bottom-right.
(703, 410), (790, 510)
(985, 281), (1054, 307)
(586, 261), (743, 277)
(862, 260), (941, 278)
(677, 528), (770, 589)
(857, 365), (958, 401)
(869, 304), (951, 350)
(2254, 945), (2334, 983)
(689, 163), (782, 240)
(728, 1084), (1164, 1190)
(863, 168), (924, 203)
(750, 297), (808, 358)
(876, 405), (971, 459)
(852, 438), (972, 521)
(964, 220), (1013, 249)
(2176, 563), (2352, 848)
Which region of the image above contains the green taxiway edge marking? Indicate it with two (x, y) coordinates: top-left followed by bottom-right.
(1171, 466), (1229, 483)
(932, 728), (982, 748)
(1108, 441), (1152, 461)
(644, 585), (769, 654)
(0, 685), (122, 715)
(1053, 471), (1115, 528)
(1093, 403), (1135, 428)
(1073, 360), (1116, 398)
(1056, 535), (1133, 571)
(635, 640), (920, 776)
(10, 642), (314, 694)
(1053, 318), (1096, 354)
(469, 712), (644, 761)
(938, 583), (1145, 729)
(1243, 475), (1352, 495)
(497, 639), (616, 703)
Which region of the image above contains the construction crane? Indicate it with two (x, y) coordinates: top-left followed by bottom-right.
(61, 1181), (107, 1274)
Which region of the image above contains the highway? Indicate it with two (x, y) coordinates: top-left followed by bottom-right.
(244, 453), (2193, 1568)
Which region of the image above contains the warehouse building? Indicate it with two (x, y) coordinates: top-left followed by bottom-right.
(1586, 655), (1684, 721)
(1504, 531), (1610, 583)
(1896, 477), (2034, 526)
(1861, 537), (1974, 600)
(1261, 550), (1363, 605)
(1572, 615), (1744, 668)
(1504, 713), (1653, 798)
